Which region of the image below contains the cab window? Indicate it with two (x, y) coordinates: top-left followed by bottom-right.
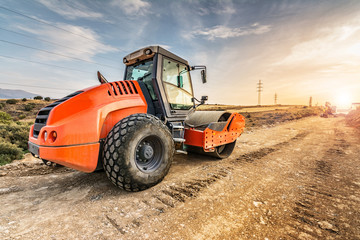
(162, 57), (193, 110)
(125, 58), (157, 100)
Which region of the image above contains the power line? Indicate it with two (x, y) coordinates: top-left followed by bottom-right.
(0, 39), (120, 69)
(0, 5), (162, 54)
(0, 6), (93, 41)
(0, 54), (93, 74)
(0, 82), (77, 91)
(0, 5), (175, 64)
(0, 6), (125, 53)
(61, 1), (156, 45)
(0, 27), (120, 63)
(0, 5), (133, 54)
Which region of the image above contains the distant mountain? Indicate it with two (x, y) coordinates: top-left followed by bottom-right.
(0, 88), (39, 99)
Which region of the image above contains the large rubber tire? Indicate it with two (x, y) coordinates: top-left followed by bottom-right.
(103, 114), (174, 191)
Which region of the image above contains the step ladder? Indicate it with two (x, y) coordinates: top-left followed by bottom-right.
(170, 122), (187, 154)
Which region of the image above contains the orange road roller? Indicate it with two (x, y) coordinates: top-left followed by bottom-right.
(28, 46), (245, 191)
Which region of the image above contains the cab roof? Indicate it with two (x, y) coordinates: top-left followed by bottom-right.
(123, 46), (189, 66)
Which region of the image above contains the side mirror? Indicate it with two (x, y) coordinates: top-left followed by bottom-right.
(201, 95), (208, 104)
(177, 76), (183, 88)
(201, 69), (206, 83)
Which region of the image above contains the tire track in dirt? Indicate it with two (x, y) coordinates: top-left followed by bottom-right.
(153, 167), (233, 209)
(102, 166), (234, 235)
(107, 132), (311, 236)
(285, 128), (360, 240)
(152, 132), (309, 211)
(235, 132), (309, 163)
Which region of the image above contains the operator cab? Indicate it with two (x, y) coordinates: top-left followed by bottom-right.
(123, 46), (201, 122)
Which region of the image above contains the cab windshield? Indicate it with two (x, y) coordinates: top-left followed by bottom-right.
(162, 57), (193, 110)
(125, 58), (157, 100)
(125, 58), (153, 81)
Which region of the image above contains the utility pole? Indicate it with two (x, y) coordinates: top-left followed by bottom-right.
(309, 96), (312, 107)
(274, 93), (278, 105)
(257, 80), (263, 106)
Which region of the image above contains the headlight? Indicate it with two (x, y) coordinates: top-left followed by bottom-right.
(50, 131), (57, 142)
(145, 48), (152, 55)
(44, 131), (48, 141)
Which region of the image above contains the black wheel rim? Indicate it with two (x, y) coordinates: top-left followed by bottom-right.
(135, 135), (163, 173)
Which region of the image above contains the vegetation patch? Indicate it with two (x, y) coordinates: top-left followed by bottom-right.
(0, 122), (31, 150)
(6, 99), (18, 104)
(0, 111), (12, 124)
(34, 96), (43, 100)
(0, 141), (23, 165)
(0, 122), (31, 165)
(24, 103), (36, 111)
(240, 106), (323, 128)
(0, 99), (49, 120)
(346, 109), (360, 129)
(0, 99), (50, 165)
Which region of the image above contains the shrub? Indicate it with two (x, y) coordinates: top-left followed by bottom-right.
(0, 102), (4, 109)
(0, 123), (30, 150)
(34, 96), (43, 100)
(44, 97), (51, 101)
(346, 109), (360, 128)
(24, 104), (35, 111)
(0, 111), (12, 124)
(19, 114), (26, 120)
(22, 98), (27, 102)
(6, 99), (18, 104)
(0, 141), (23, 165)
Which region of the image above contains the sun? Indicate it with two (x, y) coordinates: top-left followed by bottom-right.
(335, 92), (352, 109)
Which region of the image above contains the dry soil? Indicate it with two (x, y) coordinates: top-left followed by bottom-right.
(1, 116), (359, 240)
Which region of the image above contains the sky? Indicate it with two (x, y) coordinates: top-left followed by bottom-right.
(1, 0), (360, 108)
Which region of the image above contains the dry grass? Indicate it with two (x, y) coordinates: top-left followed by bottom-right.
(0, 99), (52, 121)
(198, 104), (296, 113)
(0, 99), (51, 165)
(346, 108), (360, 128)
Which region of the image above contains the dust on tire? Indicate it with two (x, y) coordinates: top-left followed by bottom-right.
(103, 113), (174, 192)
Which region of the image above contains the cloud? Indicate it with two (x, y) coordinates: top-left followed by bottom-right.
(275, 23), (360, 67)
(187, 23), (271, 40)
(36, 0), (103, 20)
(110, 0), (150, 16)
(196, 4), (236, 16)
(17, 24), (118, 61)
(212, 5), (236, 15)
(146, 44), (172, 50)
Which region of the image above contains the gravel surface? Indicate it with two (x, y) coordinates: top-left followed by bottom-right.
(1, 116), (359, 239)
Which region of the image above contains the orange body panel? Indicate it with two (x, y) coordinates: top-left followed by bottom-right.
(28, 81), (147, 172)
(184, 113), (245, 152)
(39, 143), (100, 172)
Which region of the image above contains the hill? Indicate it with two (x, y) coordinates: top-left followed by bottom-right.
(0, 88), (39, 99)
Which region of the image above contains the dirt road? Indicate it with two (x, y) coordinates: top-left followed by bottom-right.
(1, 116), (359, 240)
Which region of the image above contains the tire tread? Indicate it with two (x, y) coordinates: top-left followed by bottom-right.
(103, 113), (173, 191)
